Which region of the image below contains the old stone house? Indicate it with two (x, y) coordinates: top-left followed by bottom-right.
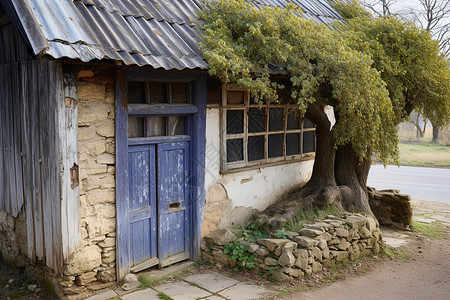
(0, 0), (341, 297)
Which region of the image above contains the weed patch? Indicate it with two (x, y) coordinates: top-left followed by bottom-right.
(285, 203), (344, 232)
(411, 220), (447, 239)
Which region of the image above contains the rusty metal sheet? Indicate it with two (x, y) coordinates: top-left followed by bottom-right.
(7, 0), (342, 70)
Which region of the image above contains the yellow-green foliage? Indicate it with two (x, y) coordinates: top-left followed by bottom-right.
(198, 0), (450, 164)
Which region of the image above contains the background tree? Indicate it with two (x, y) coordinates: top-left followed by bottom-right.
(199, 0), (450, 217)
(360, 0), (450, 142)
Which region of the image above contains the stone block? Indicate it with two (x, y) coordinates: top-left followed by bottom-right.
(318, 239), (327, 250)
(96, 154), (115, 165)
(274, 246), (282, 257)
(98, 237), (115, 248)
(294, 249), (308, 270)
(85, 218), (115, 239)
(272, 270), (291, 282)
(359, 226), (373, 238)
(75, 271), (97, 286)
(337, 239), (351, 251)
(78, 82), (105, 101)
(86, 189), (115, 206)
(96, 121), (115, 138)
(248, 243), (259, 253)
(299, 228), (324, 237)
(330, 250), (348, 262)
(213, 252), (231, 267)
(97, 269), (116, 282)
(204, 229), (236, 246)
(335, 228), (349, 238)
(294, 236), (319, 248)
(257, 239), (290, 252)
(310, 247), (322, 261)
(312, 261), (322, 273)
(65, 245), (102, 275)
(264, 257), (278, 266)
(255, 246), (270, 257)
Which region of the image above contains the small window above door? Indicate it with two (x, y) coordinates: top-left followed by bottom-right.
(128, 81), (190, 104)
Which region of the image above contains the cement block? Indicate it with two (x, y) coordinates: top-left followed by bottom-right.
(184, 271), (239, 292)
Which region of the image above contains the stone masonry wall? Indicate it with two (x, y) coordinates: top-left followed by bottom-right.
(0, 209), (28, 268)
(58, 69), (117, 299)
(201, 213), (383, 282)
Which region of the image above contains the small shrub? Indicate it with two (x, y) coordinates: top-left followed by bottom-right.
(223, 242), (256, 271)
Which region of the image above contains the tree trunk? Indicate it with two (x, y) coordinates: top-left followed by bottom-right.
(334, 144), (374, 216)
(300, 103), (340, 206)
(431, 122), (439, 144)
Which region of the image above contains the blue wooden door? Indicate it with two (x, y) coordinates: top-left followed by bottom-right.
(128, 144), (158, 271)
(157, 141), (190, 267)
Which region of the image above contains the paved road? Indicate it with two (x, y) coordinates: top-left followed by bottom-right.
(367, 165), (450, 204)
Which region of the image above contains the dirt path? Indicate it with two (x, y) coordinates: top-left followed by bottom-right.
(285, 199), (450, 300)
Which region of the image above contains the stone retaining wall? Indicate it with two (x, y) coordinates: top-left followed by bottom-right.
(201, 213), (383, 282)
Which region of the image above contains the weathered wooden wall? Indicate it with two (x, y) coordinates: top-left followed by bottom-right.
(0, 60), (63, 273)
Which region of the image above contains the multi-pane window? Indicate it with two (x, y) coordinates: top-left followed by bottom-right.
(127, 82), (189, 138)
(222, 85), (316, 171)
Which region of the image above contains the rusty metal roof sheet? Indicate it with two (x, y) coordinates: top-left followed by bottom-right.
(4, 0), (341, 70)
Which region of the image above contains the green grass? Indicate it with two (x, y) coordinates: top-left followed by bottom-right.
(397, 142), (450, 167)
(411, 220), (448, 239)
(380, 247), (411, 259)
(158, 291), (174, 300)
(285, 203), (344, 232)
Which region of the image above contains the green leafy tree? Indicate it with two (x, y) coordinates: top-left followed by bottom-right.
(198, 0), (450, 216)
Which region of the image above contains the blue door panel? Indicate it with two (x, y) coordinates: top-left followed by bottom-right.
(128, 144), (157, 266)
(158, 142), (190, 260)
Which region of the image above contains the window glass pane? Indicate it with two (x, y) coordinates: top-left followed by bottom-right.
(227, 91), (244, 105)
(227, 139), (243, 162)
(303, 131), (315, 153)
(227, 110), (244, 134)
(147, 116), (166, 137)
(269, 107), (283, 131)
(128, 117), (145, 138)
(148, 82), (166, 104)
(286, 133), (300, 155)
(172, 83), (188, 103)
(248, 107), (266, 133)
(128, 82), (146, 103)
(303, 118), (315, 129)
(268, 134), (283, 158)
(287, 111), (300, 130)
(169, 116), (185, 136)
(248, 135), (265, 161)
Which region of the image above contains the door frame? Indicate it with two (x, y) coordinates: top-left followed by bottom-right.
(115, 68), (207, 281)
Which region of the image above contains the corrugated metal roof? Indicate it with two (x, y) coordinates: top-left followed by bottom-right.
(5, 0), (342, 70)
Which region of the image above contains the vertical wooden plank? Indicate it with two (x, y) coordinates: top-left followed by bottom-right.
(31, 60), (44, 261)
(5, 63), (14, 215)
(190, 74), (207, 261)
(0, 65), (6, 210)
(12, 63), (24, 217)
(116, 69), (130, 281)
(48, 60), (63, 274)
(38, 59), (54, 270)
(0, 65), (5, 211)
(20, 61), (36, 261)
(60, 64), (80, 261)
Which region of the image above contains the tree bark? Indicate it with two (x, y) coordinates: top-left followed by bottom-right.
(335, 144), (374, 216)
(431, 122), (440, 144)
(300, 103), (341, 206)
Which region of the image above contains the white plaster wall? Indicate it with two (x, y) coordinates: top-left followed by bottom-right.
(205, 108), (314, 212)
